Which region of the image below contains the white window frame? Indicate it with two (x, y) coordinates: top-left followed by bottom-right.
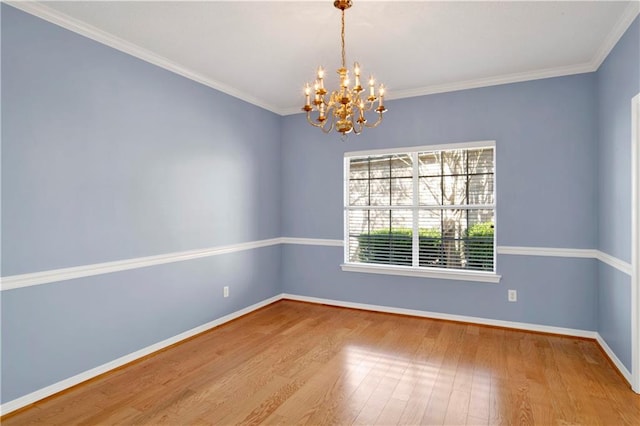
(341, 140), (501, 283)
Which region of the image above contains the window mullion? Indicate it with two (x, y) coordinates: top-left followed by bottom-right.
(412, 152), (419, 267)
(344, 158), (350, 263)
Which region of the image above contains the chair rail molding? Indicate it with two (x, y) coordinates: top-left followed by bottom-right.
(2, 239), (633, 291)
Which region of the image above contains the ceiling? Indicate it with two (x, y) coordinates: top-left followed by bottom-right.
(10, 1), (640, 115)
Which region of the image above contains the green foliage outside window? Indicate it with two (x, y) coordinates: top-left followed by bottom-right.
(465, 222), (494, 270)
(356, 222), (494, 270)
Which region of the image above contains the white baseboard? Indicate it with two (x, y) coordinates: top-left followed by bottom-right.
(595, 333), (633, 384)
(2, 293), (633, 416)
(0, 294), (281, 416)
(282, 293), (633, 387)
(282, 293), (597, 338)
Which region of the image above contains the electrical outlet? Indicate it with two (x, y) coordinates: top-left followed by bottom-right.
(223, 286), (229, 298)
(508, 289), (517, 302)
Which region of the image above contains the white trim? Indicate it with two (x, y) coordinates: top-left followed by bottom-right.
(341, 263), (501, 283)
(383, 64), (595, 104)
(497, 246), (633, 276)
(596, 333), (633, 385)
(344, 157), (351, 263)
(282, 293), (596, 338)
(344, 140), (495, 158)
(596, 250), (633, 276)
(631, 93), (640, 393)
(497, 246), (597, 258)
(591, 2), (640, 71)
(280, 237), (344, 247)
(1, 238), (281, 291)
(0, 294), (281, 416)
(4, 1), (285, 116)
(8, 1), (638, 118)
(3, 240), (632, 291)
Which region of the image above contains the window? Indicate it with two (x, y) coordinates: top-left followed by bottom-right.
(342, 141), (499, 283)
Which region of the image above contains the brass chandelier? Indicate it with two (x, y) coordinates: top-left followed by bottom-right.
(302, 0), (387, 137)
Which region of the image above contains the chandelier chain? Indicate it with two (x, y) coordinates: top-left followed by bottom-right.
(341, 9), (346, 68)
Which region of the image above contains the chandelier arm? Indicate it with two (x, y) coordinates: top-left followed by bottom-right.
(306, 111), (326, 128)
(352, 119), (363, 135)
(321, 117), (335, 133)
(363, 113), (384, 128)
(360, 101), (376, 112)
(328, 108), (337, 132)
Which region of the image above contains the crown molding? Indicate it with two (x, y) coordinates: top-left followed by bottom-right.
(590, 1), (640, 70)
(7, 1), (640, 119)
(5, 1), (286, 116)
(387, 63), (596, 104)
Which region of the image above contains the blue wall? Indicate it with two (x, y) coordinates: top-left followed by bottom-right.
(1, 5), (282, 403)
(596, 16), (640, 371)
(2, 3), (638, 406)
(282, 73), (599, 331)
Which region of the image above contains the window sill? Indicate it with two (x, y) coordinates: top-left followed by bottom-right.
(340, 263), (501, 283)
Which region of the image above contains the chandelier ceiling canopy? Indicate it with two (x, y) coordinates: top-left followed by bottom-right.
(302, 0), (387, 138)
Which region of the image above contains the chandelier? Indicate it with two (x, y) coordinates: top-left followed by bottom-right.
(302, 0), (387, 137)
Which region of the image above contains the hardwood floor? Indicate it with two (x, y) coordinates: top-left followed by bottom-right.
(4, 300), (639, 425)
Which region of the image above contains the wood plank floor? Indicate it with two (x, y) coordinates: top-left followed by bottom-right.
(4, 300), (639, 425)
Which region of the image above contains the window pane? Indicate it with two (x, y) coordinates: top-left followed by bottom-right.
(468, 174), (494, 205)
(441, 149), (465, 176)
(370, 179), (390, 206)
(442, 208), (466, 269)
(391, 154), (413, 177)
(419, 176), (441, 206)
(443, 175), (467, 205)
(418, 152), (440, 176)
(417, 210), (441, 267)
(466, 211), (494, 271)
(391, 177), (413, 205)
(349, 158), (370, 180)
(349, 180), (369, 206)
(369, 155), (391, 179)
(348, 209), (413, 265)
(468, 148), (494, 174)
